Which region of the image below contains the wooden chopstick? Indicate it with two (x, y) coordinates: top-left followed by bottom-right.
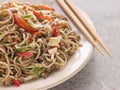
(64, 0), (112, 57)
(56, 0), (104, 55)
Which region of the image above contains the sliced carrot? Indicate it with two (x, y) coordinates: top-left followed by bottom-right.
(38, 5), (55, 11)
(13, 37), (19, 42)
(33, 31), (42, 36)
(23, 6), (52, 21)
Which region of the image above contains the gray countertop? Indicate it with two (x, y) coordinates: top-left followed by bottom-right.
(50, 0), (120, 90)
(0, 0), (119, 90)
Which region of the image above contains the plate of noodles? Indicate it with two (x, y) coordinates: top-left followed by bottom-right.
(0, 0), (94, 90)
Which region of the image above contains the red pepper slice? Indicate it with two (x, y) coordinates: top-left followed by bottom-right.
(12, 79), (21, 87)
(23, 5), (52, 21)
(33, 31), (42, 36)
(52, 24), (61, 37)
(13, 13), (38, 33)
(33, 11), (52, 21)
(28, 37), (33, 44)
(38, 5), (55, 11)
(17, 52), (33, 58)
(28, 8), (52, 21)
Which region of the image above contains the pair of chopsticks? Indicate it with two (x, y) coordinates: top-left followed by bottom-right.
(56, 0), (112, 57)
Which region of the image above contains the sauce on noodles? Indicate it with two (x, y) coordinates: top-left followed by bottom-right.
(0, 0), (81, 86)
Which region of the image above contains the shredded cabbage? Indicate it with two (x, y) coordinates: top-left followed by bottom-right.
(48, 36), (62, 46)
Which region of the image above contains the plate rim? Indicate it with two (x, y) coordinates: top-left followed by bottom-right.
(41, 47), (93, 90)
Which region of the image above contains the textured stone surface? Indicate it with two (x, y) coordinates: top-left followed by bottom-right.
(0, 0), (119, 90)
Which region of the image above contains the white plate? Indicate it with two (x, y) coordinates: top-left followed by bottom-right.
(0, 1), (95, 90)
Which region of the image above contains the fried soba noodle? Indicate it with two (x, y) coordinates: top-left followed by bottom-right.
(0, 0), (81, 86)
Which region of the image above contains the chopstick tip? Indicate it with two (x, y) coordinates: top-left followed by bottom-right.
(108, 53), (112, 57)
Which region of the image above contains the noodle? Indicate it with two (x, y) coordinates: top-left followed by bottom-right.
(0, 0), (81, 86)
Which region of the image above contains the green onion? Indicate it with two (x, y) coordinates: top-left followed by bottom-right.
(33, 65), (39, 77)
(60, 28), (67, 38)
(23, 14), (32, 18)
(16, 46), (28, 52)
